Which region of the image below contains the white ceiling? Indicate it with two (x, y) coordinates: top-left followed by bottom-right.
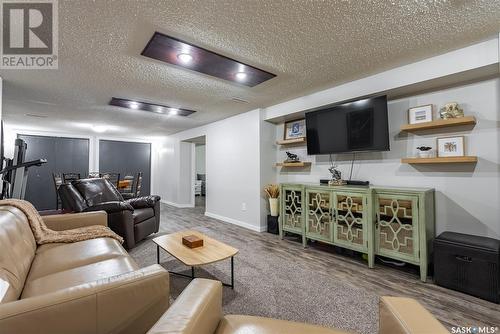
(2, 0), (499, 138)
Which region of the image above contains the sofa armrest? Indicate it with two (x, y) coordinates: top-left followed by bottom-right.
(83, 201), (134, 213)
(42, 211), (107, 231)
(126, 195), (161, 209)
(0, 265), (169, 334)
(147, 278), (222, 334)
(379, 296), (448, 334)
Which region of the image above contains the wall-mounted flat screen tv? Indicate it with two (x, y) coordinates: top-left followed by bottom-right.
(306, 95), (390, 155)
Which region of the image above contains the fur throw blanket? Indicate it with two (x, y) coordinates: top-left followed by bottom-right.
(0, 199), (123, 245)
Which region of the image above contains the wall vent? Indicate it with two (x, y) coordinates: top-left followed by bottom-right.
(230, 97), (250, 104)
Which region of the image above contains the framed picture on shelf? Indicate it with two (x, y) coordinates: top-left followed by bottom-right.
(408, 105), (433, 124)
(284, 119), (306, 140)
(437, 136), (465, 157)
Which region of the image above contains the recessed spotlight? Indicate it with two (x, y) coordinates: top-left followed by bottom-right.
(177, 53), (193, 64)
(169, 108), (179, 115)
(235, 72), (247, 81)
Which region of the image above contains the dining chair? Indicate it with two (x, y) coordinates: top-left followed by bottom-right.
(134, 172), (143, 197)
(62, 173), (81, 184)
(52, 173), (63, 209)
(100, 172), (121, 188)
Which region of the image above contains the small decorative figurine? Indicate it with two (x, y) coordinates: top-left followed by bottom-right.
(328, 165), (342, 181)
(327, 164), (346, 186)
(439, 102), (464, 119)
(285, 151), (300, 163)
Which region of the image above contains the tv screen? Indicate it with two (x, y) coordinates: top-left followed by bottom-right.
(306, 95), (389, 155)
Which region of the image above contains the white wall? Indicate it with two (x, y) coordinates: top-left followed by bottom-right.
(195, 144), (206, 174)
(259, 111), (278, 226)
(277, 78), (500, 238)
(158, 109), (266, 231)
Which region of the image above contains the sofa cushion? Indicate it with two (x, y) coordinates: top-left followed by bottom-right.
(0, 206), (37, 303)
(27, 238), (129, 281)
(21, 256), (139, 298)
(133, 208), (154, 224)
(215, 315), (350, 334)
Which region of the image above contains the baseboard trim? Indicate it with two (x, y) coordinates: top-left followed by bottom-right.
(204, 211), (266, 232)
(161, 200), (194, 208)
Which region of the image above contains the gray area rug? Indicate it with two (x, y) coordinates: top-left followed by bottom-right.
(129, 202), (378, 334)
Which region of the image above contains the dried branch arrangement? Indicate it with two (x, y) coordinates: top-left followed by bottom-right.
(263, 184), (280, 198)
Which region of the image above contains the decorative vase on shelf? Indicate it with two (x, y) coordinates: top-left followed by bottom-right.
(416, 146), (433, 158)
(418, 150), (433, 158)
(269, 198), (279, 217)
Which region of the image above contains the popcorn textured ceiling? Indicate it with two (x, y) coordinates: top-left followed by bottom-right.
(2, 0), (500, 137)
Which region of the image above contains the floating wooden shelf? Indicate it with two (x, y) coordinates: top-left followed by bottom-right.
(400, 116), (476, 132)
(276, 137), (307, 145)
(401, 156), (478, 164)
(275, 162), (312, 167)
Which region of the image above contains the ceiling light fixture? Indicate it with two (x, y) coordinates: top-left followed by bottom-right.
(141, 32), (276, 87)
(177, 53), (193, 64)
(92, 125), (108, 133)
(235, 72), (247, 81)
(109, 97), (196, 117)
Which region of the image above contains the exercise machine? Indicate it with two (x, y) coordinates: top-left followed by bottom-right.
(0, 125), (47, 200)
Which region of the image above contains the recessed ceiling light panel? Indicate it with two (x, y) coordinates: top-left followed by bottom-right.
(109, 97), (196, 117)
(141, 32), (276, 87)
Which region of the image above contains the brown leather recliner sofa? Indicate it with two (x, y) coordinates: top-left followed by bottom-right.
(147, 278), (449, 334)
(58, 178), (161, 249)
(0, 206), (169, 334)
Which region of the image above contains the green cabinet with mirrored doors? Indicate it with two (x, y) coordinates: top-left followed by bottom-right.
(279, 183), (434, 282)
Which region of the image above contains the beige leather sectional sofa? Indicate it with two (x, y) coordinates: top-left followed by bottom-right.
(0, 207), (169, 333)
(0, 204), (448, 334)
(148, 278), (449, 334)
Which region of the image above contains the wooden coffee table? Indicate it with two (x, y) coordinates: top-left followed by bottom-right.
(153, 230), (238, 289)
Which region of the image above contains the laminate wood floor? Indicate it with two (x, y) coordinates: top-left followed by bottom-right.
(130, 203), (500, 333)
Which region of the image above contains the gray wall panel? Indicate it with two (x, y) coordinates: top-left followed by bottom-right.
(98, 140), (151, 196)
(18, 135), (89, 210)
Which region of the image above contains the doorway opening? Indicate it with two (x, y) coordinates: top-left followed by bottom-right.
(183, 135), (206, 211)
(194, 142), (206, 209)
